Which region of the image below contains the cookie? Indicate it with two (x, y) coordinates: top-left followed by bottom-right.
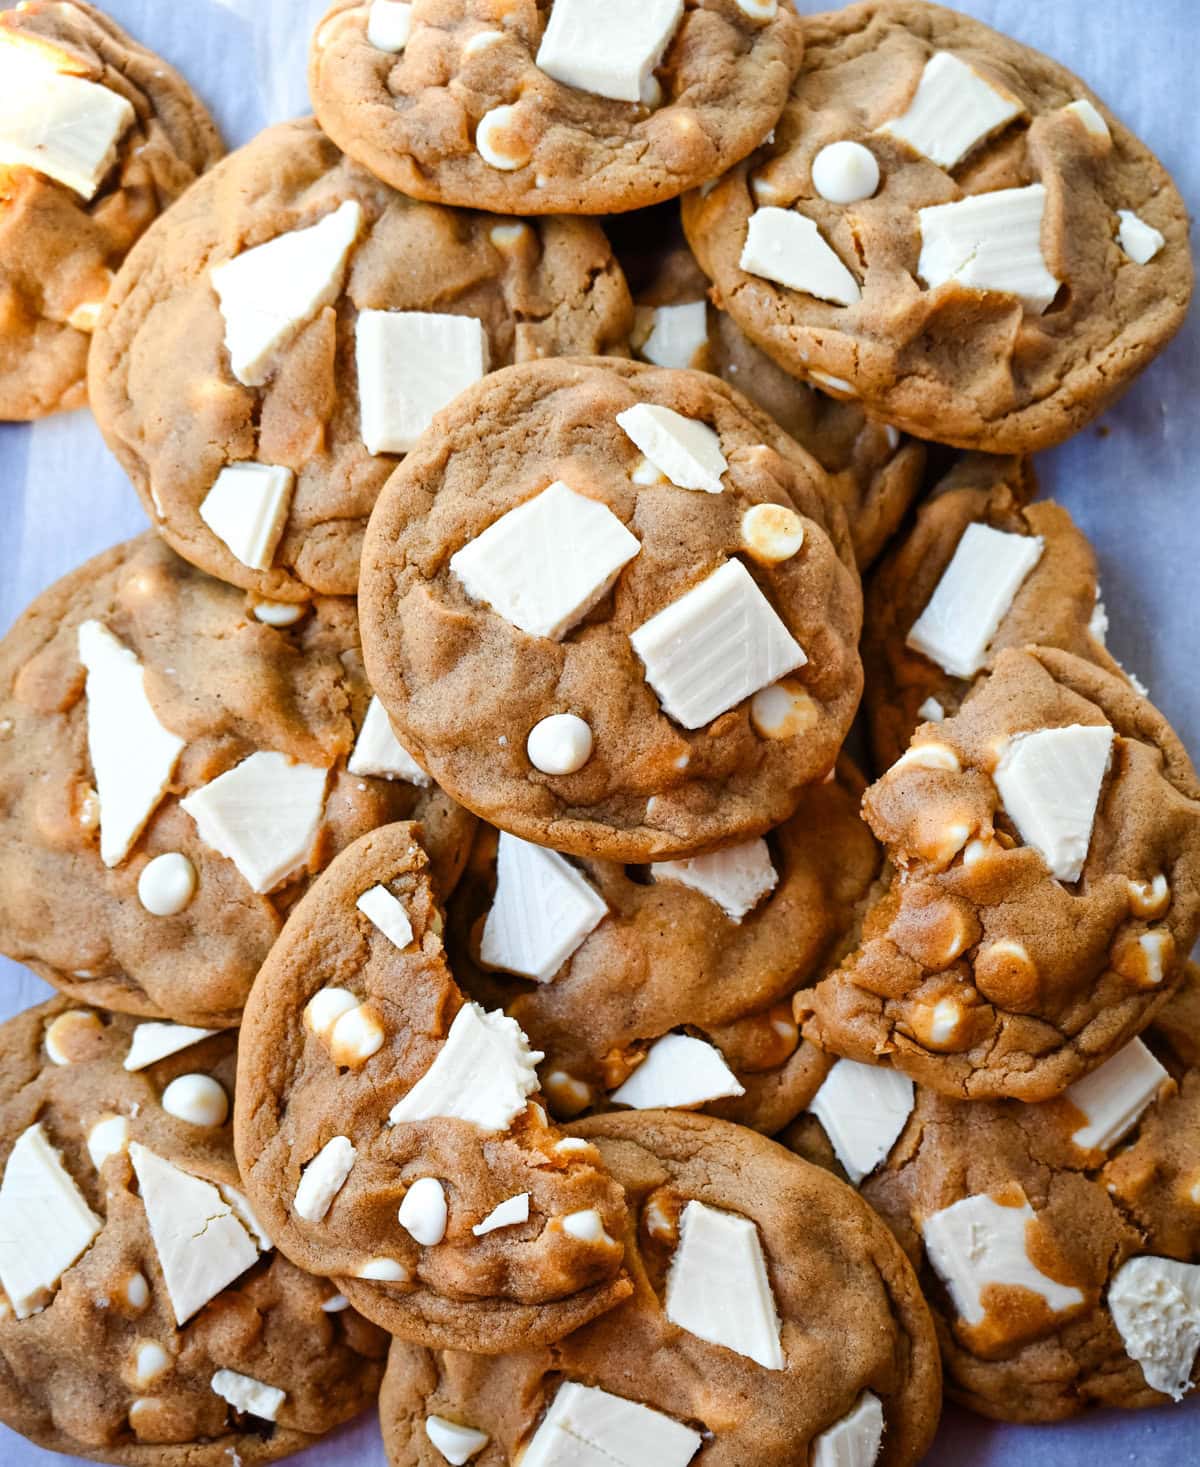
(360, 356), (863, 862)
(0, 533), (474, 1027)
(0, 997), (388, 1463)
(448, 763), (880, 1134)
(379, 1109), (942, 1467)
(234, 823), (632, 1354)
(0, 0), (221, 419)
(628, 237), (926, 567)
(799, 646), (1200, 1101)
(681, 0), (1193, 452)
(88, 117), (632, 601)
(789, 970), (1200, 1420)
(861, 452), (1128, 771)
(308, 0), (803, 217)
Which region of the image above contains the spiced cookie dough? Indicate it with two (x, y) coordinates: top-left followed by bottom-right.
(0, 533), (474, 1028)
(88, 118), (632, 601)
(308, 0), (803, 217)
(682, 0), (1193, 453)
(800, 646), (1200, 1101)
(0, 0), (221, 419)
(235, 823), (632, 1353)
(0, 998), (388, 1464)
(449, 764), (880, 1135)
(361, 356), (862, 862)
(379, 1110), (942, 1467)
(629, 239), (926, 568)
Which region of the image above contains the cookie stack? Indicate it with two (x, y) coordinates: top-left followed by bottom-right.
(0, 1), (1197, 1464)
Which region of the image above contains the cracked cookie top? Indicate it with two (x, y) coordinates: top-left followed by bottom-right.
(681, 0), (1192, 453)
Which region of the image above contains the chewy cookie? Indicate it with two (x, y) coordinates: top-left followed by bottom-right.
(88, 117), (632, 600)
(0, 998), (388, 1463)
(379, 1109), (941, 1467)
(0, 534), (473, 1027)
(788, 971), (1200, 1420)
(234, 823), (632, 1353)
(682, 0), (1193, 452)
(0, 0), (221, 419)
(308, 0), (803, 216)
(360, 356), (863, 862)
(449, 764), (880, 1134)
(800, 646), (1200, 1101)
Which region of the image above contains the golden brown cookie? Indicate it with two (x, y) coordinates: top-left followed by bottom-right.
(682, 0), (1193, 453)
(448, 763), (880, 1134)
(88, 117), (632, 600)
(308, 0), (804, 216)
(0, 998), (388, 1464)
(360, 356), (863, 862)
(235, 823), (632, 1354)
(0, 0), (221, 419)
(800, 647), (1200, 1101)
(378, 1109), (942, 1467)
(0, 534), (474, 1027)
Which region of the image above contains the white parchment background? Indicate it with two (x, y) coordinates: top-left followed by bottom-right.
(0, 1), (1197, 1462)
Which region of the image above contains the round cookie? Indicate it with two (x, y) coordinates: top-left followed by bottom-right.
(800, 646), (1200, 1101)
(360, 356), (863, 862)
(0, 533), (474, 1027)
(88, 118), (632, 601)
(235, 822), (632, 1353)
(308, 0), (804, 217)
(448, 763), (881, 1134)
(379, 1109), (942, 1467)
(0, 0), (221, 420)
(682, 0), (1193, 453)
(0, 997), (388, 1463)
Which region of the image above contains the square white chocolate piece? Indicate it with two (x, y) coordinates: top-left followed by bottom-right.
(740, 207), (862, 306)
(1064, 1039), (1168, 1151)
(519, 1381), (701, 1467)
(0, 55), (134, 200)
(812, 1393), (886, 1467)
(425, 1416), (490, 1465)
(877, 51), (1023, 169)
(651, 837), (778, 922)
(994, 724), (1114, 882)
(809, 1059), (915, 1184)
(198, 463), (295, 572)
(616, 402), (727, 494)
(535, 0), (683, 104)
(356, 309), (488, 455)
(610, 1032), (745, 1109)
(918, 184), (1060, 314)
(480, 832), (608, 982)
(348, 695), (431, 784)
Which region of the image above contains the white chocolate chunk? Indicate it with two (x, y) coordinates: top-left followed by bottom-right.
(918, 184), (1060, 314)
(356, 883), (414, 950)
(211, 200), (361, 386)
(293, 1136), (357, 1223)
(610, 1033), (745, 1109)
(137, 852), (197, 917)
(918, 697), (946, 723)
(450, 480), (640, 640)
(616, 402), (727, 495)
(211, 1368), (285, 1422)
(877, 51), (1022, 168)
(398, 1177), (448, 1246)
(812, 1392), (886, 1467)
(1063, 98), (1110, 143)
(124, 1023), (217, 1072)
(0, 57), (134, 200)
(811, 141), (880, 203)
(526, 713), (593, 775)
(161, 1074), (229, 1128)
(198, 464), (295, 573)
(651, 837), (778, 922)
(1064, 1039), (1168, 1151)
(87, 1115), (130, 1170)
(1108, 1256), (1200, 1400)
(562, 1209), (611, 1244)
(535, 0), (683, 104)
(129, 1143), (261, 1324)
(630, 559), (807, 730)
(520, 1381), (701, 1467)
(740, 207), (862, 306)
(253, 600), (306, 627)
(480, 832), (607, 982)
(809, 1060), (915, 1185)
(994, 724), (1114, 883)
(367, 0), (412, 51)
(639, 302), (708, 369)
(426, 1415), (490, 1465)
(0, 1123), (102, 1318)
(219, 1185), (273, 1252)
(472, 1192), (530, 1236)
(181, 751), (328, 894)
(906, 523), (1044, 678)
(348, 696), (431, 785)
(1117, 209), (1165, 265)
(666, 1199), (784, 1369)
(321, 1293), (350, 1312)
(388, 1002), (543, 1131)
(78, 621), (186, 868)
(922, 1191), (1084, 1327)
(357, 309), (488, 455)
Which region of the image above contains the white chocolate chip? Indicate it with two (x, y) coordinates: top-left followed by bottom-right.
(465, 30), (504, 56)
(321, 1293), (351, 1312)
(305, 987), (360, 1041)
(367, 0), (412, 52)
(735, 0), (777, 16)
(137, 853), (197, 917)
(476, 105), (530, 170)
(808, 370), (855, 395)
(561, 1209), (611, 1244)
(811, 140), (880, 203)
(161, 1074), (229, 1128)
(123, 1272), (149, 1310)
(67, 298), (105, 332)
(554, 1137), (593, 1156)
(45, 1009), (103, 1066)
(357, 1256), (409, 1281)
(749, 679), (818, 740)
(526, 713), (594, 775)
(87, 1114), (130, 1169)
(1127, 874), (1170, 919)
(889, 741), (961, 774)
(918, 697), (946, 724)
(1063, 98), (1110, 144)
(252, 600), (306, 627)
(398, 1177), (448, 1246)
(133, 1340), (170, 1386)
(740, 503), (805, 564)
(328, 1003), (386, 1068)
